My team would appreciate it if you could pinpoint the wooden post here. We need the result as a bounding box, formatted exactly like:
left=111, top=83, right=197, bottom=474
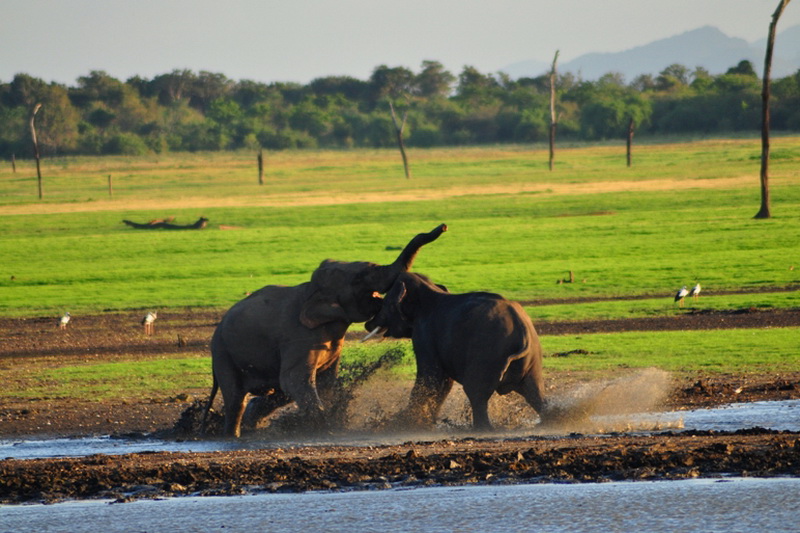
left=30, top=103, right=43, bottom=200
left=108, top=175, right=113, bottom=198
left=389, top=99, right=411, bottom=179
left=626, top=117, right=635, bottom=167
left=755, top=0, right=791, bottom=219
left=257, top=148, right=264, bottom=185
left=549, top=51, right=559, bottom=171
left=11, top=154, right=16, bottom=173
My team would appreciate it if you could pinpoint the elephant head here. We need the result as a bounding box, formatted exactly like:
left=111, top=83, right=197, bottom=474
left=299, top=224, right=447, bottom=329
left=363, top=272, right=447, bottom=340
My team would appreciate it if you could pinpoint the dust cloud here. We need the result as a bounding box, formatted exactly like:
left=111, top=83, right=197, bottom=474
left=178, top=362, right=678, bottom=442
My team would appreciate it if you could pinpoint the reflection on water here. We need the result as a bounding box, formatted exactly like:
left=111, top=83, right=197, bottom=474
left=1, top=400, right=799, bottom=460
left=3, top=478, right=800, bottom=532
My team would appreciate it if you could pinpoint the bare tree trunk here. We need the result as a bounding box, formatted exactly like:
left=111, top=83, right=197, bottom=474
left=257, top=148, right=264, bottom=185
left=626, top=117, right=635, bottom=167
left=755, top=0, right=791, bottom=219
left=549, top=51, right=559, bottom=171
left=389, top=100, right=411, bottom=179
left=11, top=154, right=16, bottom=173
left=108, top=175, right=113, bottom=198
left=30, top=103, right=43, bottom=199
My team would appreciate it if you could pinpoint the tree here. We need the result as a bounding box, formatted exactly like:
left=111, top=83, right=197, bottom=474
left=727, top=60, right=758, bottom=77
left=415, top=60, right=455, bottom=99
left=755, top=0, right=792, bottom=219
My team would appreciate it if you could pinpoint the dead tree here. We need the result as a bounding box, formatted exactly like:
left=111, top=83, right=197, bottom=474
left=549, top=51, right=559, bottom=171
left=389, top=99, right=411, bottom=179
left=755, top=0, right=792, bottom=219
left=626, top=117, right=635, bottom=167
left=30, top=103, right=43, bottom=199
left=257, top=148, right=264, bottom=185
left=122, top=217, right=208, bottom=230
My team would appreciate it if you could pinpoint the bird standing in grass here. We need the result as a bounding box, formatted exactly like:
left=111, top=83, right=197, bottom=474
left=689, top=283, right=701, bottom=301
left=59, top=312, right=71, bottom=330
left=674, top=286, right=689, bottom=307
left=142, top=311, right=157, bottom=335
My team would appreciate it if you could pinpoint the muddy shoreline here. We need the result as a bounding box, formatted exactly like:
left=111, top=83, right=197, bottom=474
left=2, top=429, right=799, bottom=505
left=1, top=308, right=799, bottom=505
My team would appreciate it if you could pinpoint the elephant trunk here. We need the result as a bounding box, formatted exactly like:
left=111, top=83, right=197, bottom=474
left=375, top=223, right=447, bottom=292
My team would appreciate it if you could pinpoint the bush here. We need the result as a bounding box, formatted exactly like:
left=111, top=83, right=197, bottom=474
left=103, top=133, right=151, bottom=155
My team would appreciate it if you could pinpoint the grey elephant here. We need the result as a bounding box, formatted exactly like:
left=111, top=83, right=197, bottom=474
left=202, top=224, right=447, bottom=437
left=363, top=271, right=546, bottom=430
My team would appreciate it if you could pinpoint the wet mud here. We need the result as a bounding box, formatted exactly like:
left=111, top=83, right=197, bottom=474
left=2, top=429, right=799, bottom=504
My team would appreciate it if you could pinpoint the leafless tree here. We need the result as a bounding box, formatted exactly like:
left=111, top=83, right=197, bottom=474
left=626, top=117, right=635, bottom=167
left=30, top=103, right=43, bottom=199
left=389, top=99, right=411, bottom=179
left=755, top=0, right=792, bottom=219
left=549, top=51, right=559, bottom=171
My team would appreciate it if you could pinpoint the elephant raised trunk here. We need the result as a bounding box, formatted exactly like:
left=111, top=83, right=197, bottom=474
left=374, top=223, right=447, bottom=292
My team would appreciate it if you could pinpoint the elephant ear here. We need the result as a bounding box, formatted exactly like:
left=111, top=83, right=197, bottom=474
left=299, top=290, right=348, bottom=329
left=388, top=281, right=410, bottom=318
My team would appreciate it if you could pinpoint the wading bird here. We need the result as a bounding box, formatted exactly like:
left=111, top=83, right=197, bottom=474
left=142, top=311, right=157, bottom=335
left=674, top=286, right=689, bottom=307
left=689, top=283, right=701, bottom=301
left=59, top=312, right=71, bottom=330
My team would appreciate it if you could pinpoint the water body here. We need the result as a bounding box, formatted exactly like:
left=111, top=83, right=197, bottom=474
left=2, top=400, right=799, bottom=460
left=3, top=478, right=799, bottom=532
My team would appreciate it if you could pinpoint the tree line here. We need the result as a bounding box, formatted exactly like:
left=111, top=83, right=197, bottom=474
left=2, top=59, right=799, bottom=158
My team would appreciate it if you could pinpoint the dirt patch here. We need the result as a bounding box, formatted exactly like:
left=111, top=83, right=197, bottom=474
left=1, top=305, right=799, bottom=504
left=0, top=175, right=761, bottom=216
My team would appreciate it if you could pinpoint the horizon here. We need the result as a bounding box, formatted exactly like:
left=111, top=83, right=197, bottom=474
left=2, top=1, right=800, bottom=86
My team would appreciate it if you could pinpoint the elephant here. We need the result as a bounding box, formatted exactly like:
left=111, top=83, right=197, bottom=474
left=363, top=271, right=547, bottom=430
left=202, top=224, right=447, bottom=437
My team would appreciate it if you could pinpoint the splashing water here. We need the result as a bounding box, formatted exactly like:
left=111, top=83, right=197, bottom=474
left=539, top=368, right=679, bottom=433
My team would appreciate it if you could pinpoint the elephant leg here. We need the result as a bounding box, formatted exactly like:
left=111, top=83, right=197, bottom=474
left=279, top=348, right=329, bottom=426
left=221, top=387, right=247, bottom=438
left=405, top=373, right=453, bottom=427
left=464, top=385, right=494, bottom=431
left=518, top=373, right=547, bottom=417
left=315, top=358, right=341, bottom=408
left=211, top=346, right=249, bottom=438
left=241, top=390, right=292, bottom=429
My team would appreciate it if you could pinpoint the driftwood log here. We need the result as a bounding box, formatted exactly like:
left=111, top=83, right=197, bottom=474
left=122, top=217, right=208, bottom=230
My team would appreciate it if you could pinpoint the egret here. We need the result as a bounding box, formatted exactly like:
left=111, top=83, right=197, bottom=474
left=142, top=311, right=157, bottom=335
left=674, top=286, right=689, bottom=307
left=59, top=312, right=71, bottom=330
left=689, top=283, right=701, bottom=300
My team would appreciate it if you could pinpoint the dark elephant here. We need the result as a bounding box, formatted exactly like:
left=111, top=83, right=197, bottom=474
left=203, top=224, right=447, bottom=437
left=363, top=271, right=546, bottom=430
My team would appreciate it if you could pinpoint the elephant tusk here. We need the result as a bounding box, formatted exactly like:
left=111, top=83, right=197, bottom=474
left=362, top=326, right=386, bottom=342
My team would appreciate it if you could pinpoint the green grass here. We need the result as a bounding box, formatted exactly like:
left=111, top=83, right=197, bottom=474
left=1, top=138, right=799, bottom=401
left=541, top=327, right=800, bottom=375
left=4, top=327, right=797, bottom=402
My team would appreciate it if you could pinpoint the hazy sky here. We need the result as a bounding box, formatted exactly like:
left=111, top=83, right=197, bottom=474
left=3, top=0, right=799, bottom=85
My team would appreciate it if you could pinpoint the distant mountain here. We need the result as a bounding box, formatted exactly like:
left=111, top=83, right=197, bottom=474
left=502, top=25, right=800, bottom=81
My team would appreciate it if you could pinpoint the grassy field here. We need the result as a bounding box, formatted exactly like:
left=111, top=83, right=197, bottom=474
left=1, top=137, right=799, bottom=400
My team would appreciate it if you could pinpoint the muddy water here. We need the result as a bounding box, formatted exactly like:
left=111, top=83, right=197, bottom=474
left=3, top=478, right=799, bottom=532
left=1, top=399, right=798, bottom=460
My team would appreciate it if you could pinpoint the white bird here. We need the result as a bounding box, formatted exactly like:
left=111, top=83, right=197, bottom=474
left=142, top=311, right=157, bottom=335
left=59, top=312, right=71, bottom=330
left=689, top=283, right=701, bottom=300
left=674, top=286, right=689, bottom=307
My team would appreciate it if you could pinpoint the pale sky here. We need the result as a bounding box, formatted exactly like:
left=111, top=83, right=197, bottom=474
left=2, top=0, right=799, bottom=85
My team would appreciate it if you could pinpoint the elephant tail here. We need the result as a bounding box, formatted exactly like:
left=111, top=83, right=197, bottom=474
left=199, top=375, right=219, bottom=436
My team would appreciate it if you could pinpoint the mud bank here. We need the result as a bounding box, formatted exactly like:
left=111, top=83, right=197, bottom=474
left=2, top=428, right=799, bottom=504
